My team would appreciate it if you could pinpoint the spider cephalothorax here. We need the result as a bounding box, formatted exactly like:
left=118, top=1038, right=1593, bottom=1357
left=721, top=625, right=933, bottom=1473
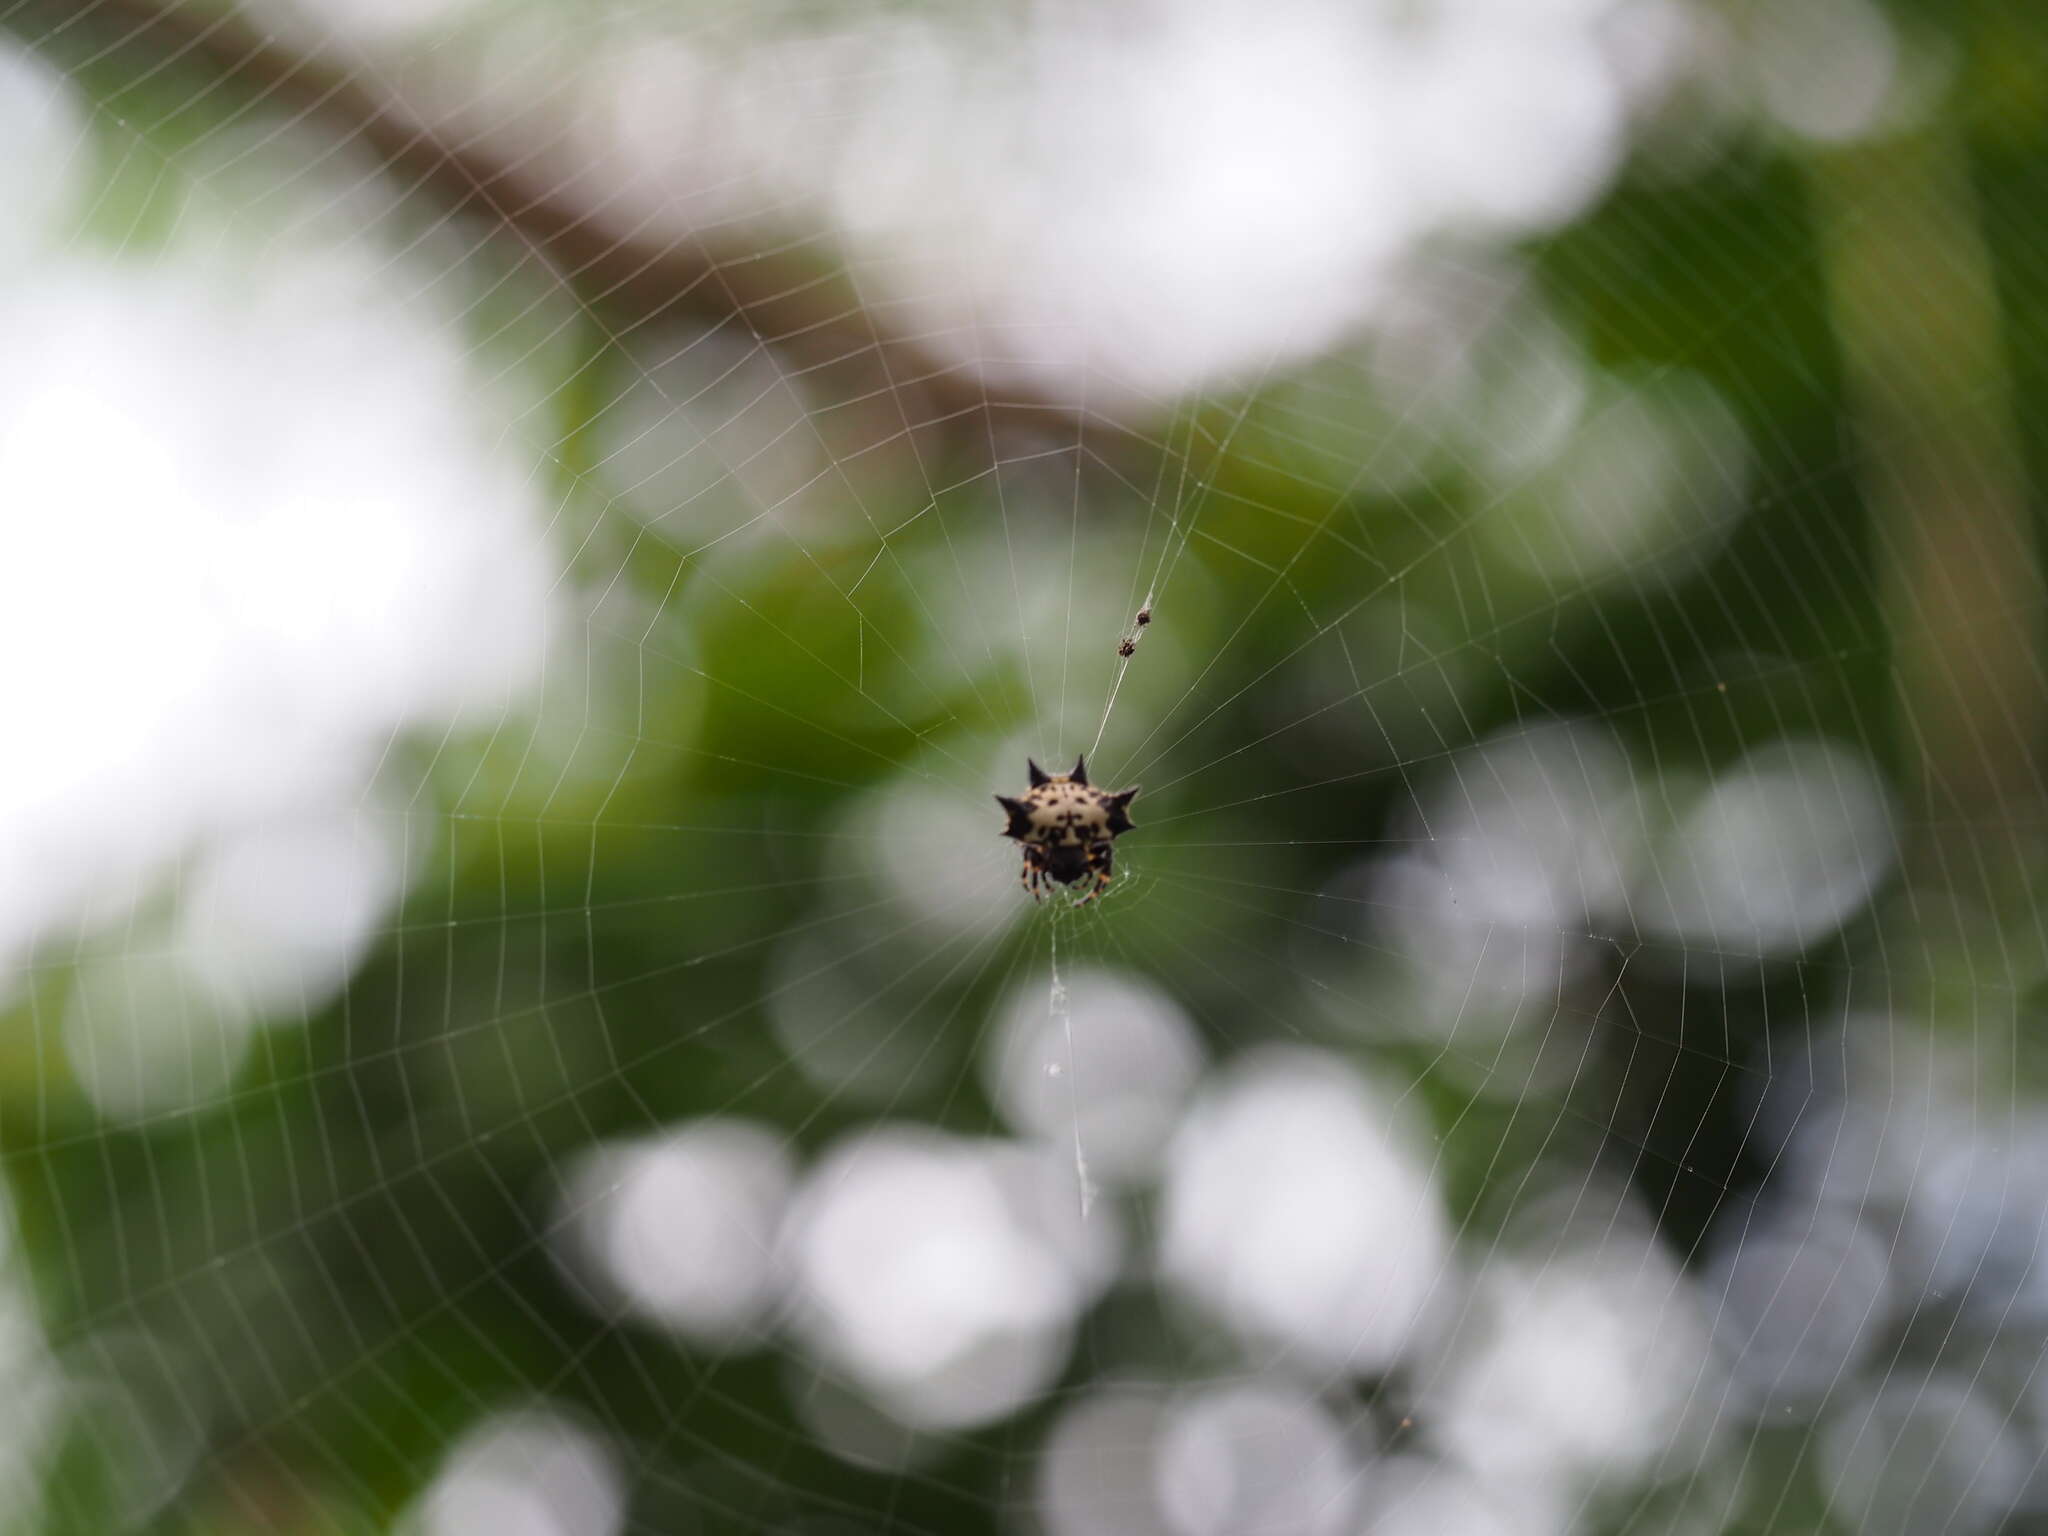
left=995, top=756, right=1139, bottom=902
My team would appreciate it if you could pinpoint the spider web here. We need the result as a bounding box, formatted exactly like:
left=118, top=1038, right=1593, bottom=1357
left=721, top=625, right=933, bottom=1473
left=1, top=2, right=2044, bottom=1535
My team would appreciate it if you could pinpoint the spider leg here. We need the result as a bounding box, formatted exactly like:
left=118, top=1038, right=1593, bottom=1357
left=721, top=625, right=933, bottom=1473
left=1020, top=847, right=1048, bottom=902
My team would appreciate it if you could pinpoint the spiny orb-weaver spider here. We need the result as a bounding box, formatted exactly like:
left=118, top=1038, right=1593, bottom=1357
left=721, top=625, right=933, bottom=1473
left=995, top=756, right=1140, bottom=902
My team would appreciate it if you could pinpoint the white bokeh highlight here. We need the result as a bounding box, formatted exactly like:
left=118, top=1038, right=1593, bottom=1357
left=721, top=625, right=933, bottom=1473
left=1038, top=1389, right=1179, bottom=1536
left=1154, top=1383, right=1357, bottom=1536
left=1363, top=720, right=1635, bottom=1062
left=1493, top=370, right=1749, bottom=587
left=1636, top=739, right=1897, bottom=958
left=1748, top=0, right=1900, bottom=145
left=174, top=806, right=409, bottom=1020
left=259, top=0, right=1703, bottom=410
left=1160, top=1046, right=1449, bottom=1374
left=985, top=965, right=1205, bottom=1186
left=594, top=328, right=831, bottom=551
left=843, top=771, right=1017, bottom=942
left=0, top=1192, right=65, bottom=1534
left=1818, top=1377, right=2029, bottom=1536
left=1352, top=1457, right=1538, bottom=1536
left=1702, top=1209, right=1893, bottom=1417
left=406, top=1408, right=624, bottom=1536
left=0, top=43, right=83, bottom=270
left=1424, top=1227, right=1716, bottom=1509
left=1894, top=1123, right=2048, bottom=1333
left=1036, top=1382, right=1360, bottom=1536
left=556, top=1119, right=795, bottom=1348
left=62, top=942, right=260, bottom=1122
left=781, top=1126, right=1118, bottom=1433
left=0, top=50, right=553, bottom=1104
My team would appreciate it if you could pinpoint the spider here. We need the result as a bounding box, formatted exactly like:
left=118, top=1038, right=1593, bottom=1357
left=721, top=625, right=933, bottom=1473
left=1135, top=606, right=1152, bottom=627
left=995, top=756, right=1139, bottom=902
left=1117, top=638, right=1136, bottom=658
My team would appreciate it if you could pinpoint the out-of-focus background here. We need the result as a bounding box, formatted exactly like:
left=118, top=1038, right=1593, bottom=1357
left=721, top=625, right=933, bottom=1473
left=2, top=0, right=2046, bottom=1532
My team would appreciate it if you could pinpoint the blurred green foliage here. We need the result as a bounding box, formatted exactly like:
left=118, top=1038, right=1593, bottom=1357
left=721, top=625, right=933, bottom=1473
left=7, top=1, right=2048, bottom=1533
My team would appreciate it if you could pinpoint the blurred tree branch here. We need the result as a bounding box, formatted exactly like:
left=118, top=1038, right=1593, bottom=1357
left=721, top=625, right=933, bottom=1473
left=1812, top=126, right=2046, bottom=913
left=39, top=0, right=1093, bottom=466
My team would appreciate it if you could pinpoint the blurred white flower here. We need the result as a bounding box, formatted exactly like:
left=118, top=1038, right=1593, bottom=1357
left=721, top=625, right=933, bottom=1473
left=841, top=770, right=1018, bottom=943
left=1702, top=1209, right=1893, bottom=1418
left=1634, top=739, right=1896, bottom=958
left=0, top=139, right=553, bottom=1072
left=1491, top=371, right=1748, bottom=588
left=985, top=965, right=1205, bottom=1186
left=1036, top=1381, right=1360, bottom=1536
left=747, top=0, right=1659, bottom=405
left=1424, top=1230, right=1715, bottom=1506
left=62, top=941, right=260, bottom=1121
left=293, top=0, right=491, bottom=47
left=1039, top=1388, right=1180, bottom=1536
left=1352, top=1456, right=1544, bottom=1536
left=56, top=1330, right=206, bottom=1531
left=1767, top=1024, right=1974, bottom=1221
left=1893, top=1124, right=2048, bottom=1332
left=594, top=327, right=829, bottom=550
left=1154, top=1383, right=1358, bottom=1536
left=0, top=1192, right=64, bottom=1535
left=782, top=1126, right=1118, bottom=1432
left=1160, top=1046, right=1450, bottom=1374
left=1748, top=0, right=1900, bottom=145
left=406, top=1408, right=623, bottom=1536
left=1393, top=9, right=1627, bottom=234
left=264, top=0, right=1705, bottom=410
left=174, top=805, right=408, bottom=1019
left=853, top=0, right=1415, bottom=404
left=1720, top=1013, right=2048, bottom=1531
left=1818, top=1377, right=2028, bottom=1536
left=555, top=1119, right=795, bottom=1348
left=1360, top=720, right=1636, bottom=1071
left=1741, top=1017, right=2048, bottom=1342
left=767, top=917, right=967, bottom=1105
left=0, top=43, right=82, bottom=270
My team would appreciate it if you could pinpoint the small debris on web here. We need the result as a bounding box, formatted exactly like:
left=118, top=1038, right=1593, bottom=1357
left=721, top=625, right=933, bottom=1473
left=1049, top=932, right=1096, bottom=1220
